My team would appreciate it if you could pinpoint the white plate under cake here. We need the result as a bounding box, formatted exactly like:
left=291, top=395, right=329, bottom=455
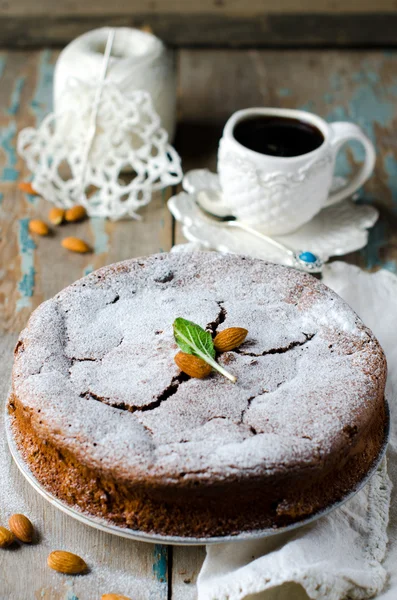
left=8, top=252, right=387, bottom=537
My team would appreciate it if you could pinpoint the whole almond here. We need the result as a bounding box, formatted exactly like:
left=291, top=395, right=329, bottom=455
left=61, top=237, right=91, bottom=254
left=47, top=550, right=87, bottom=574
left=18, top=181, right=39, bottom=195
left=101, top=595, right=132, bottom=600
left=214, top=327, right=248, bottom=352
left=29, top=219, right=49, bottom=236
left=0, top=527, right=15, bottom=548
left=8, top=514, right=34, bottom=543
left=65, top=205, right=87, bottom=222
left=174, top=351, right=212, bottom=379
left=48, top=207, right=65, bottom=225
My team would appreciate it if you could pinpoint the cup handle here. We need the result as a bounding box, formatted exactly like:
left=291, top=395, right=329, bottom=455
left=325, top=122, right=376, bottom=206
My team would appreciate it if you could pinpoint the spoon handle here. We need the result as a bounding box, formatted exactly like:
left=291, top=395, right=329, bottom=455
left=227, top=220, right=294, bottom=256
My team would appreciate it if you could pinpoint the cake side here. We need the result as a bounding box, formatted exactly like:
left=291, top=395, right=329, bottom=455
left=8, top=393, right=387, bottom=536
left=9, top=252, right=388, bottom=536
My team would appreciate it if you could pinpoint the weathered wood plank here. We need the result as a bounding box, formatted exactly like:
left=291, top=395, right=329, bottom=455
left=4, top=1, right=397, bottom=16
left=174, top=49, right=397, bottom=272
left=1, top=7, right=397, bottom=48
left=0, top=49, right=172, bottom=599
left=3, top=45, right=397, bottom=599
left=0, top=50, right=57, bottom=332
left=172, top=546, right=206, bottom=599
left=0, top=50, right=173, bottom=333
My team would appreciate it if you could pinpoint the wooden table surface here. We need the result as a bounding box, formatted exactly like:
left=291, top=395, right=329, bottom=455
left=0, top=48, right=396, bottom=599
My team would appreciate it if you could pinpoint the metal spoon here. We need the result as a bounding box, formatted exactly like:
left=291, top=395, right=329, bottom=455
left=195, top=190, right=324, bottom=273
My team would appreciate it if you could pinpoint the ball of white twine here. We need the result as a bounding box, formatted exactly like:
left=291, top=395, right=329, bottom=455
left=17, top=28, right=183, bottom=220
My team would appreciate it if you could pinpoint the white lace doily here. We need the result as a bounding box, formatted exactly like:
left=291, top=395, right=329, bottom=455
left=18, top=79, right=182, bottom=220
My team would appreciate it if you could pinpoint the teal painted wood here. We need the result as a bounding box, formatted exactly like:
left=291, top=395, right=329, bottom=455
left=16, top=217, right=36, bottom=311
left=152, top=544, right=169, bottom=599
left=153, top=544, right=168, bottom=583
left=0, top=51, right=55, bottom=182
left=8, top=75, right=26, bottom=116
left=297, top=58, right=396, bottom=179
left=0, top=54, right=18, bottom=182
left=0, top=121, right=18, bottom=182
left=2, top=46, right=397, bottom=598
left=176, top=49, right=397, bottom=275
left=297, top=52, right=397, bottom=272
left=0, top=48, right=174, bottom=600
left=0, top=51, right=56, bottom=314
left=83, top=264, right=94, bottom=275
left=30, top=49, right=55, bottom=124
left=90, top=217, right=110, bottom=255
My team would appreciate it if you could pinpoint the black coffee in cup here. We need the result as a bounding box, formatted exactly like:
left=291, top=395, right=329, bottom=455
left=233, top=115, right=324, bottom=158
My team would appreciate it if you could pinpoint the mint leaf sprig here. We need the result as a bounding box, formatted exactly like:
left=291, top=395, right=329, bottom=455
left=173, top=317, right=237, bottom=383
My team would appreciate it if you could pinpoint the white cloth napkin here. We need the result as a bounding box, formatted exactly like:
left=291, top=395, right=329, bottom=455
left=186, top=257, right=397, bottom=600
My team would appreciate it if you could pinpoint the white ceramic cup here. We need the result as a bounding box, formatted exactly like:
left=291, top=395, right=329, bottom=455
left=217, top=108, right=376, bottom=236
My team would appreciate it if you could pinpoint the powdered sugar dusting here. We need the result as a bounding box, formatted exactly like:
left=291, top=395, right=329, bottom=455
left=12, top=252, right=386, bottom=482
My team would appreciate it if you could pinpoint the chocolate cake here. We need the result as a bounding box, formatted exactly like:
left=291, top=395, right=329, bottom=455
left=8, top=252, right=387, bottom=537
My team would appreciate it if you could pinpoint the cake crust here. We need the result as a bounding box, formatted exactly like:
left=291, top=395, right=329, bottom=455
left=9, top=252, right=388, bottom=536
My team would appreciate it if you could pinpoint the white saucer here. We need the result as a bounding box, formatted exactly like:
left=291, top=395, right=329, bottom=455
left=169, top=169, right=379, bottom=267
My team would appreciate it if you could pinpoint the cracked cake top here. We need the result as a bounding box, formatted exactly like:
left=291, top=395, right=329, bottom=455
left=12, top=252, right=386, bottom=485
